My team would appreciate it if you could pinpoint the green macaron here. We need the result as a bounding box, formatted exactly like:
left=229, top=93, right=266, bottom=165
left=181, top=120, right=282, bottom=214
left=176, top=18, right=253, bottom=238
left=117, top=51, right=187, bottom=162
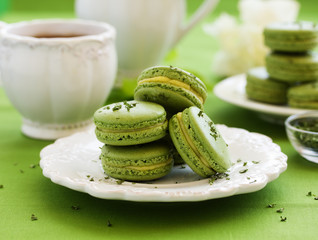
left=246, top=67, right=289, bottom=104
left=169, top=106, right=231, bottom=178
left=288, top=82, right=318, bottom=109
left=266, top=51, right=318, bottom=83
left=94, top=100, right=168, bottom=146
left=134, top=66, right=207, bottom=114
left=264, top=21, right=318, bottom=52
left=100, top=140, right=174, bottom=181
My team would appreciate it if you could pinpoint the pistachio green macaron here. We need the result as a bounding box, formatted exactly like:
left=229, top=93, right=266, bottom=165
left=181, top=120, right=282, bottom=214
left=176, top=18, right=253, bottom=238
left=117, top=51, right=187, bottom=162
left=134, top=66, right=207, bottom=114
left=169, top=106, right=231, bottom=178
left=246, top=67, right=289, bottom=104
left=266, top=51, right=318, bottom=83
left=264, top=21, right=318, bottom=52
left=288, top=82, right=318, bottom=109
left=100, top=140, right=174, bottom=181
left=94, top=100, right=168, bottom=146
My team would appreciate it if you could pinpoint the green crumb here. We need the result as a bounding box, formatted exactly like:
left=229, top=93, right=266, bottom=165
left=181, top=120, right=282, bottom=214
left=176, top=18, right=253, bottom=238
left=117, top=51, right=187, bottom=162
left=31, top=214, right=38, bottom=221
left=107, top=220, right=112, bottom=227
left=252, top=161, right=260, bottom=164
left=104, top=176, right=110, bottom=180
left=71, top=206, right=80, bottom=210
left=20, top=169, right=24, bottom=174
left=280, top=216, right=287, bottom=222
left=29, top=164, right=36, bottom=169
left=0, top=185, right=3, bottom=189
left=307, top=191, right=313, bottom=196
left=239, top=169, right=248, bottom=174
left=276, top=208, right=284, bottom=213
left=237, top=159, right=242, bottom=163
left=123, top=101, right=136, bottom=112
left=106, top=106, right=110, bottom=110
left=266, top=204, right=276, bottom=208
left=209, top=172, right=229, bottom=185
left=314, top=197, right=318, bottom=200
left=89, top=177, right=94, bottom=182
left=116, top=180, right=124, bottom=185
left=112, top=104, right=122, bottom=111
left=243, top=162, right=247, bottom=166
left=198, top=111, right=203, bottom=117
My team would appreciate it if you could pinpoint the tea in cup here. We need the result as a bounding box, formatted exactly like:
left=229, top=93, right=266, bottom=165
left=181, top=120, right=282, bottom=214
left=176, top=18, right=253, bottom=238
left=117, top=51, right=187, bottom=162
left=0, top=19, right=117, bottom=140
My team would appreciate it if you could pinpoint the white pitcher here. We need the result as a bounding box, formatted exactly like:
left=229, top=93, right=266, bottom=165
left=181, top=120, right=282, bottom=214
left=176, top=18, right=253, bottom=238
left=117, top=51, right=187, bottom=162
left=75, top=0, right=218, bottom=81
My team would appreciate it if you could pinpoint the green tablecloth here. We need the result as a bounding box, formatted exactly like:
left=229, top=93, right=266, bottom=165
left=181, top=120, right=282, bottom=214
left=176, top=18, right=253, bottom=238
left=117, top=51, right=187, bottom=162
left=1, top=6, right=318, bottom=240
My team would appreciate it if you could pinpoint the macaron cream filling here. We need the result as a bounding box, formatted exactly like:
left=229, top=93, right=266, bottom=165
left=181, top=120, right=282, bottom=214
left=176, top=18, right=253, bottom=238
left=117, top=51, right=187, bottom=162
left=138, top=76, right=204, bottom=104
left=176, top=112, right=212, bottom=170
left=96, top=120, right=168, bottom=133
left=107, top=158, right=173, bottom=171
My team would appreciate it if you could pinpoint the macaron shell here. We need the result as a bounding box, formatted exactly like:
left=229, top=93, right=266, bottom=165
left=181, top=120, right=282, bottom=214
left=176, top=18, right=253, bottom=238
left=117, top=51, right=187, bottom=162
left=246, top=67, right=288, bottom=104
left=100, top=141, right=173, bottom=181
left=264, top=21, right=318, bottom=52
left=134, top=83, right=204, bottom=113
left=185, top=107, right=231, bottom=173
left=266, top=52, right=318, bottom=82
left=137, top=66, right=207, bottom=100
left=288, top=82, right=318, bottom=109
left=169, top=115, right=215, bottom=177
left=94, top=100, right=168, bottom=145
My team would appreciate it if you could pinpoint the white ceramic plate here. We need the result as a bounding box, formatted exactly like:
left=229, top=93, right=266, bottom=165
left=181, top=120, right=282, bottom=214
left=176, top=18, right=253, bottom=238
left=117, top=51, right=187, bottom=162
left=40, top=125, right=287, bottom=202
left=214, top=74, right=307, bottom=121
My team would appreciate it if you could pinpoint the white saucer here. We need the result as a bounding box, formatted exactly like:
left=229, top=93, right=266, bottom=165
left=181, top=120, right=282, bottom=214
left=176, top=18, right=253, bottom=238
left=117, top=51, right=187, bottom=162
left=214, top=74, right=307, bottom=123
left=40, top=125, right=287, bottom=202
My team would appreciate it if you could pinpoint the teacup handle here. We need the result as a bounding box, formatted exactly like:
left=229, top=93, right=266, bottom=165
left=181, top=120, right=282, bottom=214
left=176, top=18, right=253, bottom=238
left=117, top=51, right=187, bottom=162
left=174, top=0, right=219, bottom=46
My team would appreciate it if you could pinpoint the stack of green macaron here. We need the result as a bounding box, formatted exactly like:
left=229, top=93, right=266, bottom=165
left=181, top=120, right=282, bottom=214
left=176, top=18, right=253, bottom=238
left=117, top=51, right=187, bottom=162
left=94, top=66, right=232, bottom=182
left=246, top=21, right=318, bottom=108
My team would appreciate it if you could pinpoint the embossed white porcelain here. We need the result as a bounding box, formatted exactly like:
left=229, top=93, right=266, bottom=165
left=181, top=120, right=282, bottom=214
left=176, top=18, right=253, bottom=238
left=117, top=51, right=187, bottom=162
left=40, top=125, right=287, bottom=202
left=75, top=0, right=218, bottom=82
left=0, top=19, right=117, bottom=140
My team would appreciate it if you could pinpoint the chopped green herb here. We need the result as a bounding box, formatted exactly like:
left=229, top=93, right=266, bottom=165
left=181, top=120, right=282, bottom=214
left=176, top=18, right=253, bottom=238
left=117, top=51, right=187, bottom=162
left=266, top=204, right=276, bottom=208
left=209, top=172, right=229, bottom=185
left=226, top=177, right=230, bottom=180
left=107, top=220, right=112, bottom=227
left=104, top=176, right=110, bottom=180
left=239, top=169, right=248, bottom=174
left=31, top=214, right=38, bottom=221
left=116, top=180, right=124, bottom=185
left=237, top=159, right=242, bottom=163
left=123, top=101, right=136, bottom=112
left=246, top=177, right=251, bottom=180
left=249, top=180, right=257, bottom=184
left=243, top=162, right=247, bottom=166
left=307, top=191, right=313, bottom=196
left=0, top=185, right=3, bottom=189
left=276, top=208, right=284, bottom=213
left=106, top=106, right=110, bottom=110
left=112, top=104, right=122, bottom=111
left=280, top=216, right=287, bottom=222
left=71, top=206, right=80, bottom=210
left=198, top=111, right=203, bottom=117
left=252, top=161, right=259, bottom=164
left=20, top=169, right=24, bottom=174
left=180, top=165, right=186, bottom=169
left=86, top=175, right=91, bottom=178
left=89, top=177, right=94, bottom=182
left=29, top=164, right=36, bottom=169
left=314, top=197, right=318, bottom=200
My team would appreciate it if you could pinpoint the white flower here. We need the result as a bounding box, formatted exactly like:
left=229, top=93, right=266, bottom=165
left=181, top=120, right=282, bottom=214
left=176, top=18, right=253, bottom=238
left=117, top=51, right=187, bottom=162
left=204, top=0, right=300, bottom=76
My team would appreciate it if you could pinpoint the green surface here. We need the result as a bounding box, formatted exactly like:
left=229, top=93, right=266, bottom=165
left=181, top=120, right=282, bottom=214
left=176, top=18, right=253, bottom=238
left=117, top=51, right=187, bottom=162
left=1, top=1, right=318, bottom=239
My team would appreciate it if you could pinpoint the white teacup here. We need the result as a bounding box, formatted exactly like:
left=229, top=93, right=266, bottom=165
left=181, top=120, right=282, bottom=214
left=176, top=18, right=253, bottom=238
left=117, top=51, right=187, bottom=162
left=0, top=19, right=117, bottom=140
left=76, top=0, right=218, bottom=82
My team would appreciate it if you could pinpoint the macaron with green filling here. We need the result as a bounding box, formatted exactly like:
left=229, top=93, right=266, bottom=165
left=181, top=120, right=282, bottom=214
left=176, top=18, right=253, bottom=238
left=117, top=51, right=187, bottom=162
left=246, top=66, right=289, bottom=104
left=100, top=140, right=174, bottom=181
left=264, top=21, right=318, bottom=52
left=288, top=82, right=318, bottom=109
left=94, top=100, right=168, bottom=146
left=266, top=51, right=318, bottom=83
left=169, top=106, right=231, bottom=178
left=134, top=66, right=207, bottom=114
